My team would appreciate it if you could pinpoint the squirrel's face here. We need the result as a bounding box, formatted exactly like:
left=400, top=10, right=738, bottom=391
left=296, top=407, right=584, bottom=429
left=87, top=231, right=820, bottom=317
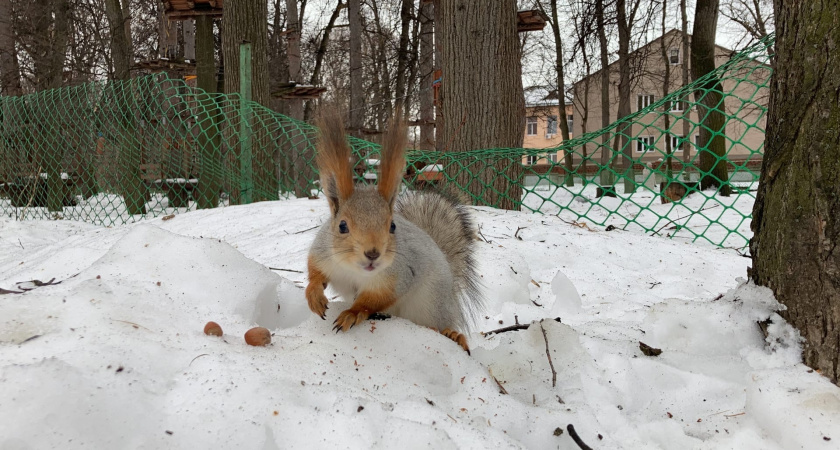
left=330, top=187, right=397, bottom=274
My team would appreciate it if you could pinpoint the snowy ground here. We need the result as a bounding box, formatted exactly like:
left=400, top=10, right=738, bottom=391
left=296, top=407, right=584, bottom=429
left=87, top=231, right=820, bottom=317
left=1, top=198, right=838, bottom=449
left=521, top=179, right=756, bottom=250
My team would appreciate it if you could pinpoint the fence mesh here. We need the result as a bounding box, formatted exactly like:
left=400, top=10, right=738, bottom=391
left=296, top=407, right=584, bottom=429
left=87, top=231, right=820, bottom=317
left=0, top=36, right=773, bottom=249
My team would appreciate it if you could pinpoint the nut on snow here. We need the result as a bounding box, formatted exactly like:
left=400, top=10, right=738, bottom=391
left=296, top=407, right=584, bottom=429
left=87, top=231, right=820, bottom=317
left=203, top=321, right=223, bottom=336
left=245, top=327, right=271, bottom=346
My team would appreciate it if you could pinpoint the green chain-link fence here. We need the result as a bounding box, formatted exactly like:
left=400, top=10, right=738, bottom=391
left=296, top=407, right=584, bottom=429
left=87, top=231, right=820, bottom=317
left=0, top=36, right=772, bottom=249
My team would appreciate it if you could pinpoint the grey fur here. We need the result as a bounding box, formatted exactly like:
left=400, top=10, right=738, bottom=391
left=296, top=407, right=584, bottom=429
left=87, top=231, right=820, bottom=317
left=308, top=186, right=484, bottom=332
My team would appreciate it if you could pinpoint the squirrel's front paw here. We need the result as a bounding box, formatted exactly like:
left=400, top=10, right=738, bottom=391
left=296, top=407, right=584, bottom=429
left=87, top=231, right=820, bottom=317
left=305, top=287, right=329, bottom=319
left=333, top=308, right=371, bottom=333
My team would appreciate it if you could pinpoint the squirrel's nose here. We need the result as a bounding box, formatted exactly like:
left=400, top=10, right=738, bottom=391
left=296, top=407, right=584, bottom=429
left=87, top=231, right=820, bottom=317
left=364, top=249, right=380, bottom=261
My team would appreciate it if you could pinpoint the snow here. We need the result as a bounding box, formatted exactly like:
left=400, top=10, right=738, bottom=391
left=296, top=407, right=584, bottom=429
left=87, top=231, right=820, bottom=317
left=1, top=198, right=838, bottom=449
left=521, top=178, right=756, bottom=249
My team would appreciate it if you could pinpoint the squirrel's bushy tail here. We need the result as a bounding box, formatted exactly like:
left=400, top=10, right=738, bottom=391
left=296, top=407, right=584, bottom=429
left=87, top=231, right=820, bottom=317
left=395, top=192, right=483, bottom=328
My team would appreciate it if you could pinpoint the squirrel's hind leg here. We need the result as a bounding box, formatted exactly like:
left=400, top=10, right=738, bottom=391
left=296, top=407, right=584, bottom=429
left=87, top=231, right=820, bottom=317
left=440, top=328, right=470, bottom=355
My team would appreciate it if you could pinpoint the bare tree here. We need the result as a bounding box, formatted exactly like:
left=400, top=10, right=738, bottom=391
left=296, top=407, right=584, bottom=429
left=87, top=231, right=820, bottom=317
left=347, top=0, right=364, bottom=137
left=285, top=0, right=303, bottom=120
left=659, top=0, right=673, bottom=177
left=721, top=0, right=773, bottom=51
left=595, top=0, right=614, bottom=188
left=303, top=0, right=346, bottom=121
left=417, top=0, right=434, bottom=151
left=0, top=0, right=22, bottom=96
left=691, top=0, right=731, bottom=196
left=536, top=0, right=574, bottom=186
left=680, top=0, right=690, bottom=177
left=104, top=0, right=131, bottom=81
left=393, top=0, right=412, bottom=116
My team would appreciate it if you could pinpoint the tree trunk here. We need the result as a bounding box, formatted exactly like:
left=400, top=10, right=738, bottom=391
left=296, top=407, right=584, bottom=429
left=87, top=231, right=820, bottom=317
left=371, top=2, right=392, bottom=129
left=691, top=0, right=732, bottom=196
left=750, top=0, right=840, bottom=386
left=433, top=0, right=444, bottom=151
left=394, top=0, right=412, bottom=113
left=104, top=0, right=131, bottom=81
left=285, top=0, right=309, bottom=197
left=46, top=0, right=69, bottom=212
left=285, top=0, right=303, bottom=120
left=546, top=0, right=574, bottom=187
left=403, top=11, right=421, bottom=119
left=104, top=0, right=144, bottom=215
left=616, top=0, right=635, bottom=194
left=418, top=0, right=435, bottom=151
left=222, top=0, right=276, bottom=202
left=680, top=0, right=691, bottom=180
left=195, top=16, right=221, bottom=209
left=0, top=0, right=21, bottom=96
left=660, top=0, right=673, bottom=179
left=348, top=0, right=364, bottom=138
left=596, top=0, right=614, bottom=188
left=439, top=0, right=523, bottom=210
left=303, top=0, right=345, bottom=122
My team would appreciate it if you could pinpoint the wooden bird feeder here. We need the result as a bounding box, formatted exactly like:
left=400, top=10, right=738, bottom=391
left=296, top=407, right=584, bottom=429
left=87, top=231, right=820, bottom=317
left=517, top=10, right=548, bottom=33
left=163, top=0, right=224, bottom=21
left=271, top=82, right=327, bottom=100
left=134, top=58, right=196, bottom=75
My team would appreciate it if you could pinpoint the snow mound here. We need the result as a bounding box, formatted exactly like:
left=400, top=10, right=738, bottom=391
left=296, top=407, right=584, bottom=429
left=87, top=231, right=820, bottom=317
left=1, top=200, right=839, bottom=449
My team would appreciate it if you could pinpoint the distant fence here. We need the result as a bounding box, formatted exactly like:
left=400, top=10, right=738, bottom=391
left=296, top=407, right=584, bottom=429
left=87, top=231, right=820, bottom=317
left=0, top=37, right=773, bottom=249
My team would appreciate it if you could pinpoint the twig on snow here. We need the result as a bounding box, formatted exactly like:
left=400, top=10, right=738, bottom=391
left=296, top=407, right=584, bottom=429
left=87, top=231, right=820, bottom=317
left=539, top=320, right=557, bottom=388
left=487, top=368, right=508, bottom=395
left=189, top=353, right=210, bottom=366
left=482, top=323, right=531, bottom=336
left=269, top=267, right=304, bottom=274
left=651, top=204, right=721, bottom=237
left=477, top=224, right=491, bottom=244
left=482, top=317, right=561, bottom=336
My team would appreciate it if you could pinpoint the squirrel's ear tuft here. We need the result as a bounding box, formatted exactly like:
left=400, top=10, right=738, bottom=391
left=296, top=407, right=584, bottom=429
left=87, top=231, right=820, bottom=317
left=377, top=111, right=407, bottom=206
left=315, top=109, right=355, bottom=214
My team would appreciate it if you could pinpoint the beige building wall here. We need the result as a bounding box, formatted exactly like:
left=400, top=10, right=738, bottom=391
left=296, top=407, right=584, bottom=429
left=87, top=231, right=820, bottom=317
left=570, top=30, right=768, bottom=169
left=521, top=104, right=574, bottom=165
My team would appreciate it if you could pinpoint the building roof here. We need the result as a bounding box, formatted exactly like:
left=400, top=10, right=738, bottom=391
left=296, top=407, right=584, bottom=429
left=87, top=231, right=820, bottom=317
left=524, top=86, right=572, bottom=108
left=570, top=29, right=762, bottom=88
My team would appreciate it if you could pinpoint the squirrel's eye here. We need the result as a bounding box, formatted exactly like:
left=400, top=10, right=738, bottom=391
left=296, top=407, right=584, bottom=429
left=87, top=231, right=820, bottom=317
left=339, top=220, right=349, bottom=234
left=390, top=221, right=396, bottom=234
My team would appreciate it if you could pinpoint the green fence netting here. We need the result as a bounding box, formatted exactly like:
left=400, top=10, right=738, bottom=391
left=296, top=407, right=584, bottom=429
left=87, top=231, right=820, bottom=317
left=0, top=36, right=773, bottom=249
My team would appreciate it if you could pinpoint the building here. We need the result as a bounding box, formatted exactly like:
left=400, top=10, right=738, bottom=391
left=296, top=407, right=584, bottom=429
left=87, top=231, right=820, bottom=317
left=569, top=29, right=768, bottom=171
left=521, top=87, right=574, bottom=165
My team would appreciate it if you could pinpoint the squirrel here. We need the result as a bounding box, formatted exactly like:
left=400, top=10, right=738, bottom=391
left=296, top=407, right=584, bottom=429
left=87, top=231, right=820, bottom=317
left=305, top=112, right=483, bottom=354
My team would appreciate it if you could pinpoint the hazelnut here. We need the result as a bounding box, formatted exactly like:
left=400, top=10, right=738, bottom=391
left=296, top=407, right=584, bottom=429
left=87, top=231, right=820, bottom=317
left=245, top=327, right=271, bottom=346
left=203, top=321, right=223, bottom=336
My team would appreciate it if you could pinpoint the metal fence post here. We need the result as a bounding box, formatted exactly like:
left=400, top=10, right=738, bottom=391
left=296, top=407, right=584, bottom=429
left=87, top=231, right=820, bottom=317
left=239, top=41, right=253, bottom=204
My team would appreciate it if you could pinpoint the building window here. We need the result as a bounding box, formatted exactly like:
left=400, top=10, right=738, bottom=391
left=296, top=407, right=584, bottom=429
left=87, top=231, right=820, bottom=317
left=669, top=48, right=680, bottom=65
left=636, top=135, right=655, bottom=153
left=526, top=117, right=538, bottom=136
left=567, top=114, right=574, bottom=133
left=669, top=134, right=685, bottom=152
left=637, top=94, right=655, bottom=111
left=694, top=134, right=702, bottom=150
left=526, top=155, right=538, bottom=165
left=546, top=115, right=558, bottom=136
left=669, top=100, right=685, bottom=112
left=547, top=152, right=558, bottom=163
